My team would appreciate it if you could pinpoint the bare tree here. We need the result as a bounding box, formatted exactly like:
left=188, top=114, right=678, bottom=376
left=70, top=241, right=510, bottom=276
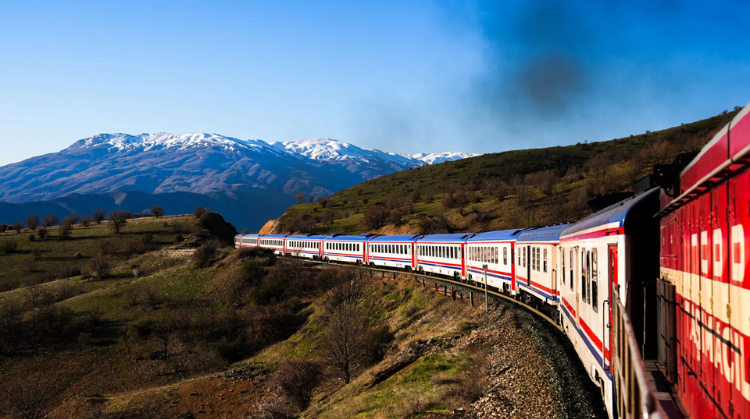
left=42, top=214, right=59, bottom=228
left=80, top=216, right=92, bottom=228
left=150, top=206, right=165, bottom=218
left=92, top=209, right=105, bottom=225
left=295, top=191, right=305, bottom=205
left=0, top=373, right=56, bottom=419
left=107, top=210, right=129, bottom=234
left=25, top=214, right=40, bottom=231
left=307, top=193, right=315, bottom=204
left=0, top=224, right=6, bottom=234
left=319, top=269, right=375, bottom=384
left=90, top=256, right=110, bottom=279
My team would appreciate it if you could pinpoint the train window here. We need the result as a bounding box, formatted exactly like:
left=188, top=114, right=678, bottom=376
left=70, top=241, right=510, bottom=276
left=586, top=250, right=592, bottom=305
left=543, top=249, right=547, bottom=273
left=503, top=248, right=507, bottom=265
left=523, top=247, right=526, bottom=268
left=570, top=249, right=574, bottom=290
left=592, top=249, right=598, bottom=312
left=494, top=247, right=498, bottom=264
left=582, top=251, right=587, bottom=303
left=561, top=248, right=566, bottom=285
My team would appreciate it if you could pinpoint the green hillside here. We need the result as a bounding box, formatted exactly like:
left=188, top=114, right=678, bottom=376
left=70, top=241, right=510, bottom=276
left=276, top=109, right=740, bottom=235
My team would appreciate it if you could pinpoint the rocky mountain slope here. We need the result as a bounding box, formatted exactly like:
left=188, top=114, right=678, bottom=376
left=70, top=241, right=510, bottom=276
left=0, top=133, right=477, bottom=230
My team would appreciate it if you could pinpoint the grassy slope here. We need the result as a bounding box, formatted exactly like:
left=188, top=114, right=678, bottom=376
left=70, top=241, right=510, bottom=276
left=276, top=110, right=739, bottom=234
left=0, top=216, right=492, bottom=419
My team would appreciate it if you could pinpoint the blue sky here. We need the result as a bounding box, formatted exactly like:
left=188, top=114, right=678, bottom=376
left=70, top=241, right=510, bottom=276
left=0, top=0, right=748, bottom=166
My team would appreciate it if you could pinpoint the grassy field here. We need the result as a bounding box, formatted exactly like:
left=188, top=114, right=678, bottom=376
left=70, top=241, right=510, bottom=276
left=275, top=109, right=739, bottom=235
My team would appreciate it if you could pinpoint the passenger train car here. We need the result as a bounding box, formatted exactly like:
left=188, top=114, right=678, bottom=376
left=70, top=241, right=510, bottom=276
left=465, top=229, right=523, bottom=294
left=232, top=100, right=750, bottom=419
left=515, top=224, right=569, bottom=305
left=368, top=235, right=421, bottom=270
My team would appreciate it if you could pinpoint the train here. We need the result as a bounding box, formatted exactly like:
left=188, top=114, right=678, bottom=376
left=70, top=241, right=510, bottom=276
left=235, top=101, right=750, bottom=419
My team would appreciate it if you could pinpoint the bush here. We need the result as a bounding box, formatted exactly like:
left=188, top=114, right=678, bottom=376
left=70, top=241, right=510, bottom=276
left=80, top=216, right=92, bottom=228
left=58, top=221, right=73, bottom=240
left=74, top=252, right=83, bottom=259
left=0, top=224, right=6, bottom=233
left=194, top=206, right=208, bottom=218
left=90, top=256, right=110, bottom=279
left=217, top=336, right=246, bottom=363
left=174, top=234, right=184, bottom=244
left=271, top=359, right=323, bottom=409
left=99, top=238, right=117, bottom=255
left=28, top=234, right=35, bottom=241
left=36, top=228, right=48, bottom=239
left=1, top=239, right=18, bottom=254
left=194, top=242, right=218, bottom=268
left=42, top=213, right=59, bottom=227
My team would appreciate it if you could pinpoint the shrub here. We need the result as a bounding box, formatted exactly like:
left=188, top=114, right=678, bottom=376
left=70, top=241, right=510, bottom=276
left=90, top=256, right=110, bottom=279
left=194, top=242, right=218, bottom=268
left=0, top=224, right=7, bottom=233
left=271, top=359, right=323, bottom=409
left=58, top=221, right=73, bottom=240
left=174, top=234, right=184, bottom=244
left=99, top=238, right=117, bottom=255
left=11, top=222, right=23, bottom=233
left=42, top=213, right=59, bottom=227
left=28, top=234, right=36, bottom=242
left=36, top=228, right=48, bottom=239
left=1, top=239, right=18, bottom=254
left=74, top=252, right=83, bottom=259
left=80, top=216, right=92, bottom=228
left=194, top=206, right=208, bottom=218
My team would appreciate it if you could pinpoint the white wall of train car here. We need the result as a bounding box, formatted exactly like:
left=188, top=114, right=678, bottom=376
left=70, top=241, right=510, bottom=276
left=466, top=230, right=523, bottom=294
left=258, top=235, right=287, bottom=255
left=367, top=236, right=419, bottom=270
left=514, top=225, right=569, bottom=305
left=285, top=236, right=324, bottom=260
left=322, top=236, right=366, bottom=264
left=234, top=235, right=242, bottom=249
left=515, top=241, right=558, bottom=303
left=239, top=234, right=260, bottom=248
left=416, top=234, right=472, bottom=278
left=559, top=226, right=622, bottom=418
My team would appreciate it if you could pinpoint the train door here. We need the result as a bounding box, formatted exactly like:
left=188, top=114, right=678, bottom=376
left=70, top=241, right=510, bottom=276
left=526, top=245, right=531, bottom=286
left=607, top=244, right=618, bottom=371
left=570, top=246, right=583, bottom=325
left=551, top=245, right=557, bottom=302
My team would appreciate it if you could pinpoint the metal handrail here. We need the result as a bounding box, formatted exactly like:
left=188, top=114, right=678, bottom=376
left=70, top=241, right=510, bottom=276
left=612, top=288, right=662, bottom=419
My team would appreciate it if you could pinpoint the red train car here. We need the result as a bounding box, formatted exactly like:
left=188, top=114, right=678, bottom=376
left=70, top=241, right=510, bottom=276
left=658, top=103, right=750, bottom=419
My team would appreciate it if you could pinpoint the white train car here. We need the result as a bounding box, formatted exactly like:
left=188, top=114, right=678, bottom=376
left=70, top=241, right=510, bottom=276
left=284, top=234, right=325, bottom=260
left=558, top=188, right=660, bottom=418
left=367, top=235, right=421, bottom=270
left=515, top=225, right=569, bottom=306
left=258, top=234, right=287, bottom=255
left=465, top=229, right=523, bottom=294
left=235, top=233, right=260, bottom=249
left=415, top=234, right=472, bottom=278
left=322, top=234, right=371, bottom=264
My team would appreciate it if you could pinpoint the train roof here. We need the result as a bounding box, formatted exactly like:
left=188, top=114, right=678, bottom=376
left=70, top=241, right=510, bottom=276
left=369, top=235, right=424, bottom=242
left=417, top=233, right=475, bottom=243
left=323, top=234, right=375, bottom=242
left=286, top=234, right=326, bottom=240
left=258, top=234, right=288, bottom=239
left=467, top=229, right=524, bottom=242
left=561, top=188, right=659, bottom=239
left=517, top=225, right=570, bottom=243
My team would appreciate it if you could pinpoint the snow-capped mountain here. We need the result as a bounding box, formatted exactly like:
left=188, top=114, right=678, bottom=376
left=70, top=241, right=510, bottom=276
left=0, top=133, right=478, bottom=229
left=407, top=152, right=482, bottom=165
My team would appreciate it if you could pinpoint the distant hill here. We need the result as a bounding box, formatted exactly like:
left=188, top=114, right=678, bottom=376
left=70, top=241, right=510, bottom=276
left=274, top=109, right=740, bottom=235
left=0, top=133, right=478, bottom=230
